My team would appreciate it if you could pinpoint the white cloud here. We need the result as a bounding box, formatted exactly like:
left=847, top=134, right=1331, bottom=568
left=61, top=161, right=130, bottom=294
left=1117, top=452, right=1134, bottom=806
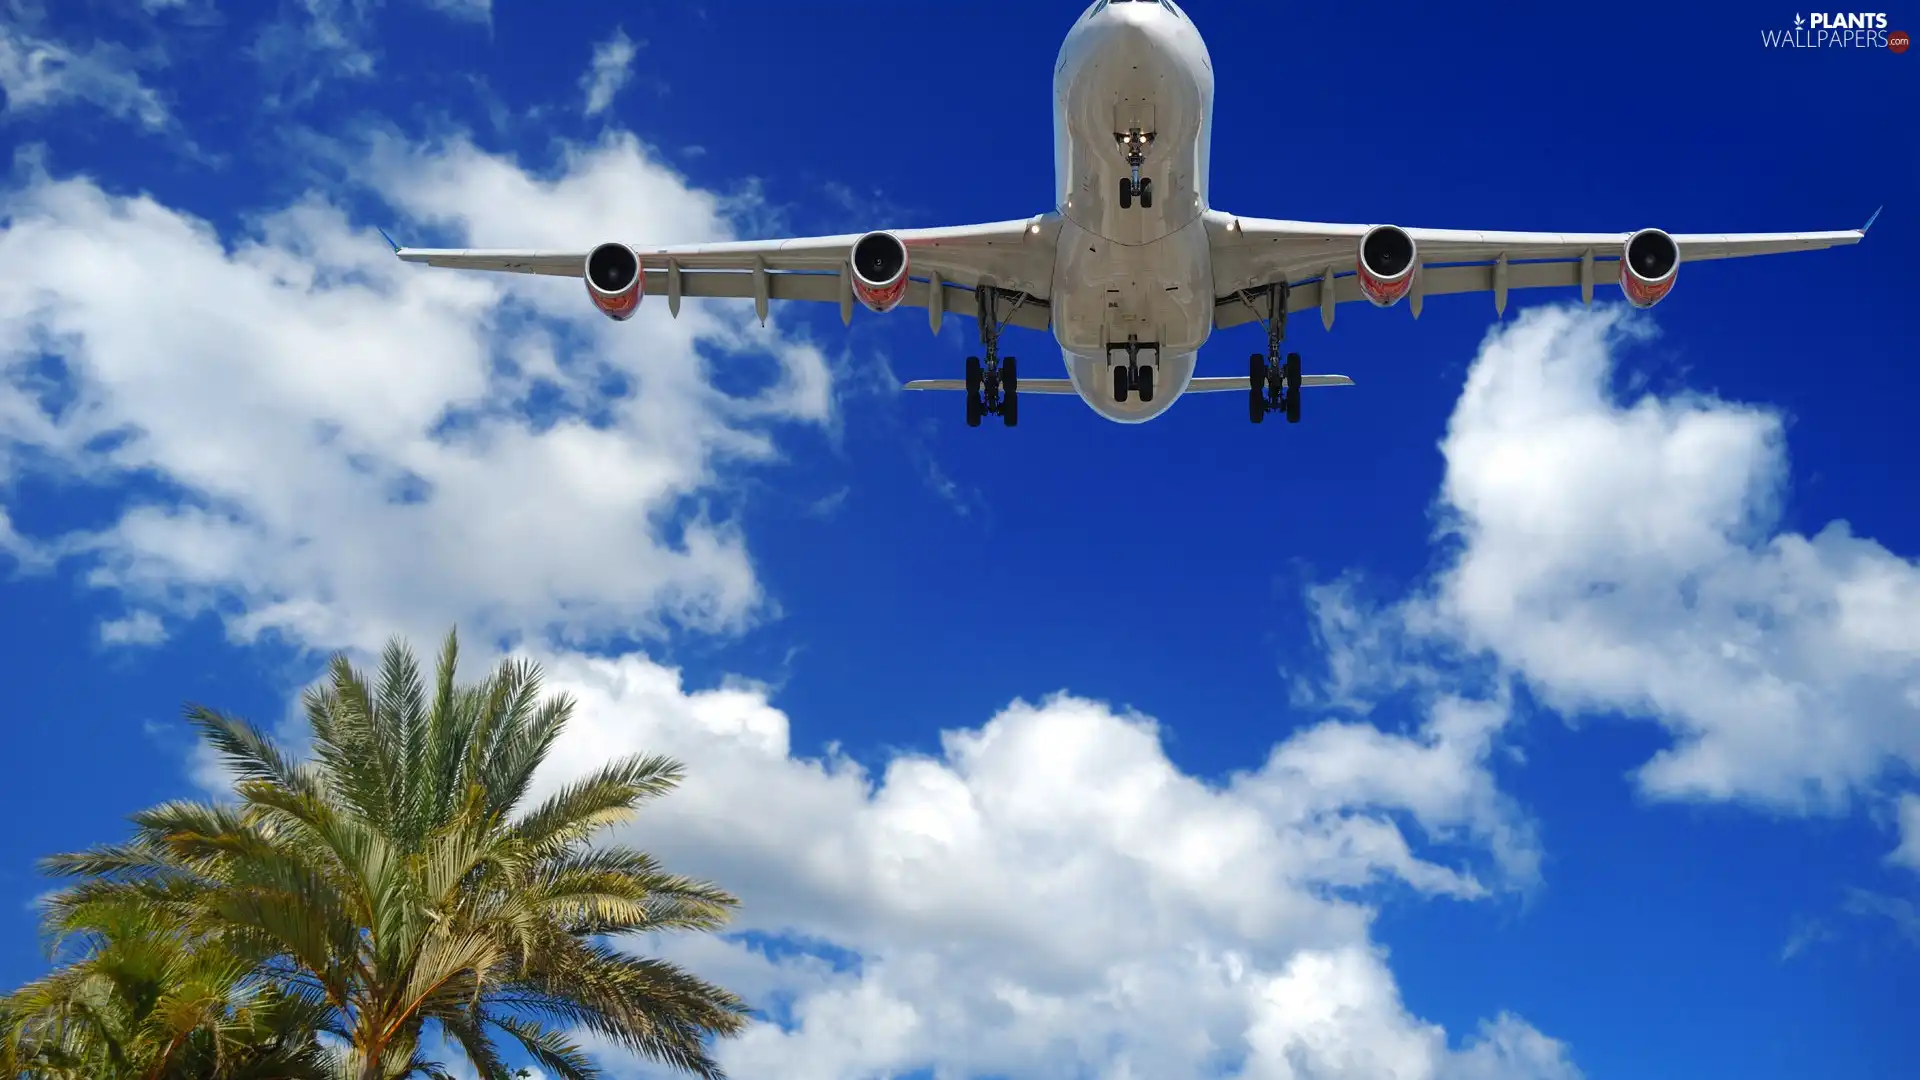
left=1892, top=793, right=1920, bottom=872
left=0, top=68, right=1608, bottom=1080
left=0, top=507, right=46, bottom=571
left=516, top=649, right=1570, bottom=1080
left=99, top=609, right=167, bottom=646
left=417, top=0, right=490, bottom=24
left=1841, top=887, right=1920, bottom=947
left=581, top=27, right=638, bottom=117
left=0, top=23, right=170, bottom=130
left=1325, top=304, right=1920, bottom=815
left=1778, top=916, right=1834, bottom=962
left=251, top=0, right=379, bottom=90
left=0, top=130, right=831, bottom=654
left=251, top=0, right=495, bottom=96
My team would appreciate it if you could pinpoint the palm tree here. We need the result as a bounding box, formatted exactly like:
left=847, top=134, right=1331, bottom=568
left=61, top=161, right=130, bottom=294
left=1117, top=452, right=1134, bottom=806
left=1, top=898, right=336, bottom=1079
left=30, top=630, right=751, bottom=1080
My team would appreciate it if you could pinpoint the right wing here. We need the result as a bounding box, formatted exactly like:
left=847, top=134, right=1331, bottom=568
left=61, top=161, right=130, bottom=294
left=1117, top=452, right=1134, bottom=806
left=388, top=215, right=1064, bottom=331
left=1207, top=208, right=1876, bottom=329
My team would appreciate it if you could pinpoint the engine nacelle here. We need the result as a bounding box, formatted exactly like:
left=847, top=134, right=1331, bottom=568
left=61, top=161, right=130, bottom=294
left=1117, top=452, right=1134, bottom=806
left=850, top=231, right=909, bottom=313
left=585, top=242, right=644, bottom=321
left=1356, top=224, right=1417, bottom=307
left=1619, top=227, right=1679, bottom=308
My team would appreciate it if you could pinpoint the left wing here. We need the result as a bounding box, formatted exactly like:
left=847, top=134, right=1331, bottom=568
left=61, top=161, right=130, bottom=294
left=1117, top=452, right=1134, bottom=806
left=388, top=215, right=1063, bottom=331
left=1207, top=207, right=1877, bottom=330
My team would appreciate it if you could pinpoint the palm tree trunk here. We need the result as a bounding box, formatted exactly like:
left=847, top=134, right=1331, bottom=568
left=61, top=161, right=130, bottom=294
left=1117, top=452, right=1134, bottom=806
left=356, top=1034, right=387, bottom=1080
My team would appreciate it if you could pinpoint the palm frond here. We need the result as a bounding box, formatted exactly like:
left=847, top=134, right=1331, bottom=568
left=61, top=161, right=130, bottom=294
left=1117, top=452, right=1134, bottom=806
left=20, top=631, right=752, bottom=1080
left=512, top=755, right=686, bottom=858
left=486, top=1013, right=602, bottom=1080
left=435, top=1008, right=520, bottom=1080
left=183, top=705, right=314, bottom=796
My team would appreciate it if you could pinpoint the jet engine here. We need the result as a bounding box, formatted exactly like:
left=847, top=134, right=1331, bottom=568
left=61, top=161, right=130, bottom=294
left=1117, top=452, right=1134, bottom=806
left=585, top=242, right=644, bottom=321
left=1356, top=224, right=1418, bottom=307
left=1619, top=227, right=1679, bottom=308
left=850, top=231, right=910, bottom=313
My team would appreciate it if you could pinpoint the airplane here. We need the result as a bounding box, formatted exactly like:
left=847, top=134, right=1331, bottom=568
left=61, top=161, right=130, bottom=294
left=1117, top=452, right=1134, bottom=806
left=387, top=0, right=1876, bottom=428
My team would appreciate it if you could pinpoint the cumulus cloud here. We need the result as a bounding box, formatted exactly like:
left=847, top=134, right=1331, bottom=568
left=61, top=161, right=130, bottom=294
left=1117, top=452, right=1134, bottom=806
left=0, top=23, right=171, bottom=130
left=512, top=649, right=1568, bottom=1080
left=1, top=60, right=1606, bottom=1079
left=0, top=131, right=831, bottom=654
left=1324, top=304, right=1920, bottom=815
left=581, top=27, right=638, bottom=117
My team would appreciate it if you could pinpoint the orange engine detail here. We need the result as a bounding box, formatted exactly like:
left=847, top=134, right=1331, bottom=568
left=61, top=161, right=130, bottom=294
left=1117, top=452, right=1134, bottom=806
left=850, top=231, right=910, bottom=313
left=1619, top=228, right=1679, bottom=308
left=585, top=242, right=644, bottom=321
left=1356, top=224, right=1417, bottom=307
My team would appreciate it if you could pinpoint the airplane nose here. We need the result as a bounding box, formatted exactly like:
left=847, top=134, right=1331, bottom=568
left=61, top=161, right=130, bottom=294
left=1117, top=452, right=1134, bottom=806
left=1092, top=4, right=1158, bottom=53
left=1107, top=1, right=1157, bottom=29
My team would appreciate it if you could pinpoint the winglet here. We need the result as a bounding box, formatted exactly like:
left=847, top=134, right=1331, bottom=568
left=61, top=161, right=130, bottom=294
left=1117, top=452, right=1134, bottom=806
left=377, top=227, right=401, bottom=253
left=1861, top=205, right=1882, bottom=236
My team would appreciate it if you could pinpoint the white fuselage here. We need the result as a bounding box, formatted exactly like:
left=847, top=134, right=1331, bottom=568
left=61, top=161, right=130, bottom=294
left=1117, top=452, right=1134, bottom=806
left=1049, top=0, right=1215, bottom=422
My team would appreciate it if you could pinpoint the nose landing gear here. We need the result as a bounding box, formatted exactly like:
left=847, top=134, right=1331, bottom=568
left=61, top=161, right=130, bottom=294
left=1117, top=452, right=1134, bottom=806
left=1115, top=128, right=1155, bottom=210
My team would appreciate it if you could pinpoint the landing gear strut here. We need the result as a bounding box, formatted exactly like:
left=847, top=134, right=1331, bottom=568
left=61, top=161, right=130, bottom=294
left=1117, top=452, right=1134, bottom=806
left=1116, top=128, right=1155, bottom=210
left=1107, top=334, right=1158, bottom=404
left=964, top=287, right=1026, bottom=428
left=1241, top=282, right=1302, bottom=425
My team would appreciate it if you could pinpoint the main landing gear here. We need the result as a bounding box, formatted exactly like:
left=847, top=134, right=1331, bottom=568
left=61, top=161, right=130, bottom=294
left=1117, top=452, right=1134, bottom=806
left=1108, top=334, right=1158, bottom=403
left=964, top=287, right=1028, bottom=429
left=1242, top=282, right=1302, bottom=425
left=1116, top=128, right=1155, bottom=210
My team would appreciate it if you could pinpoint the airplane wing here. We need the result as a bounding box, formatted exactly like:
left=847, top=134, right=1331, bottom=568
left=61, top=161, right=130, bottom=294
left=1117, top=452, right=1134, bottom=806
left=1206, top=207, right=1878, bottom=330
left=387, top=215, right=1062, bottom=332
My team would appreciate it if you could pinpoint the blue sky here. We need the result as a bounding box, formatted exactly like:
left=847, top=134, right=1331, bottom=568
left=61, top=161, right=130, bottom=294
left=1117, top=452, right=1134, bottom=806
left=1, top=1, right=1917, bottom=1078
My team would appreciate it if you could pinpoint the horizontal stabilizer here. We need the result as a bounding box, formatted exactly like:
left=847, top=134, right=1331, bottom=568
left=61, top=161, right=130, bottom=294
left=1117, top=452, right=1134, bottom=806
left=904, top=378, right=1078, bottom=393
left=902, top=375, right=1355, bottom=393
left=1187, top=375, right=1354, bottom=392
